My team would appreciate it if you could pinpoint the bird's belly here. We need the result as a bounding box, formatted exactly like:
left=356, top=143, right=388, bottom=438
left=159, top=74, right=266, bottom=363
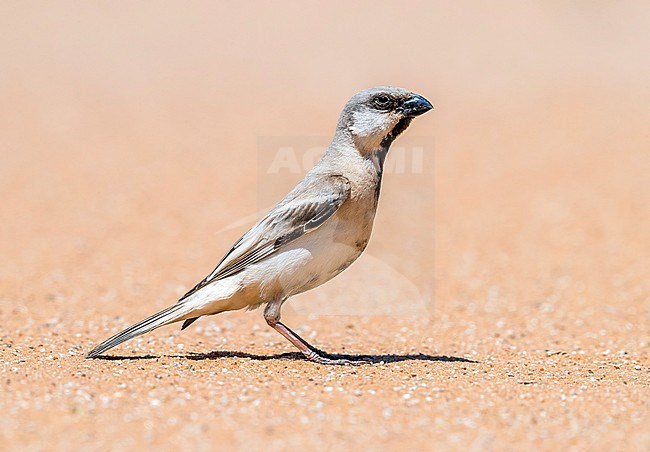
left=244, top=222, right=369, bottom=301
left=290, top=238, right=363, bottom=294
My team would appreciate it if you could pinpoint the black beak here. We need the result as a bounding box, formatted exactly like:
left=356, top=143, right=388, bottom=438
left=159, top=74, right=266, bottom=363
left=399, top=94, right=433, bottom=117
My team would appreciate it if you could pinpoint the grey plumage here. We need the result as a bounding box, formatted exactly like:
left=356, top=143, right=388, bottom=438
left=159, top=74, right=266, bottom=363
left=87, top=304, right=195, bottom=358
left=87, top=86, right=432, bottom=364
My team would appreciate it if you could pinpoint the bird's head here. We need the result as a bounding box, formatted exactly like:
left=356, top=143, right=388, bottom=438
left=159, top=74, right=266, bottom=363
left=336, top=86, right=433, bottom=155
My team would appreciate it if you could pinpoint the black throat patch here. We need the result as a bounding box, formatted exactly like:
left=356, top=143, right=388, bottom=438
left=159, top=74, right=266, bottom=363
left=372, top=147, right=389, bottom=204
left=380, top=117, right=413, bottom=149
left=373, top=117, right=413, bottom=204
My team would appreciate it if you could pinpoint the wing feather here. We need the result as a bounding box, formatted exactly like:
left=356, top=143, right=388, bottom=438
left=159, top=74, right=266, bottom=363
left=178, top=174, right=350, bottom=301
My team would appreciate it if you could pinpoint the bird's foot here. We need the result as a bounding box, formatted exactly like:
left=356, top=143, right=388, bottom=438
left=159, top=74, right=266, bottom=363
left=304, top=350, right=370, bottom=366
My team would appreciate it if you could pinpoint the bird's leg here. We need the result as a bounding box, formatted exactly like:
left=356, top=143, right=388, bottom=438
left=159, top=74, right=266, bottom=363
left=263, top=301, right=365, bottom=365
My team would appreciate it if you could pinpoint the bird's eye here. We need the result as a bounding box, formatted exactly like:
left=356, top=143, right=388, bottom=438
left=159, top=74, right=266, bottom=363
left=373, top=95, right=392, bottom=110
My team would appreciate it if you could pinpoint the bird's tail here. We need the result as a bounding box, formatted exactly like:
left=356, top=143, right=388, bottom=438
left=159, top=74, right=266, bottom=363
left=86, top=303, right=193, bottom=358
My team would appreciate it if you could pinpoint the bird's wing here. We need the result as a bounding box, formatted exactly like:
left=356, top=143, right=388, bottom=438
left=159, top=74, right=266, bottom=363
left=178, top=174, right=351, bottom=301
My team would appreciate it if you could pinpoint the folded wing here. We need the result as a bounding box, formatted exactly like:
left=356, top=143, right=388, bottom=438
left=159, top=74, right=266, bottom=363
left=179, top=174, right=351, bottom=302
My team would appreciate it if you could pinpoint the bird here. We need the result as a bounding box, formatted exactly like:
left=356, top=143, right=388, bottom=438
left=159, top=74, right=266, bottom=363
left=87, top=86, right=433, bottom=365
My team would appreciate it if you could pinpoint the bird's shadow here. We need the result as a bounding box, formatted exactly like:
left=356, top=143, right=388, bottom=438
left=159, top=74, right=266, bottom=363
left=93, top=350, right=477, bottom=364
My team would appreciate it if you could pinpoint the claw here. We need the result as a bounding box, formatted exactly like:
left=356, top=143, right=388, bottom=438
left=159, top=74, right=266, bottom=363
left=308, top=353, right=371, bottom=366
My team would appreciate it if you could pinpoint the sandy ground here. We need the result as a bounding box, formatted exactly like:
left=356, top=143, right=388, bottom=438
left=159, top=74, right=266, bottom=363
left=1, top=2, right=649, bottom=451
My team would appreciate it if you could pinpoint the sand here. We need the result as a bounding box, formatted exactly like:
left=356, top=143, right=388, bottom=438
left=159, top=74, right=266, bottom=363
left=1, top=2, right=649, bottom=451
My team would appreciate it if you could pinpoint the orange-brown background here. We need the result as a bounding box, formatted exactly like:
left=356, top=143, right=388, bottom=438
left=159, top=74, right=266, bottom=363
left=1, top=2, right=648, bottom=451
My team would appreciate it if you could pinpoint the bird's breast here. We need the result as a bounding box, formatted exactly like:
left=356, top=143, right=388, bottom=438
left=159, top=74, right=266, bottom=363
left=244, top=161, right=383, bottom=302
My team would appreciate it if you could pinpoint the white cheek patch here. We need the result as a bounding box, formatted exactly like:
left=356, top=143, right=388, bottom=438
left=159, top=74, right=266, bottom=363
left=350, top=109, right=393, bottom=137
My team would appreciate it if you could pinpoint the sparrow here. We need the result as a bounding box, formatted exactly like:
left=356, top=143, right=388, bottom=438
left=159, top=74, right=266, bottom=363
left=87, top=86, right=433, bottom=365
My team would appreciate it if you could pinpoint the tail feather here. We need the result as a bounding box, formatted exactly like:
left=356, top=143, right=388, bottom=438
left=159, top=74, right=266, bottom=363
left=181, top=317, right=199, bottom=330
left=86, top=304, right=191, bottom=358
